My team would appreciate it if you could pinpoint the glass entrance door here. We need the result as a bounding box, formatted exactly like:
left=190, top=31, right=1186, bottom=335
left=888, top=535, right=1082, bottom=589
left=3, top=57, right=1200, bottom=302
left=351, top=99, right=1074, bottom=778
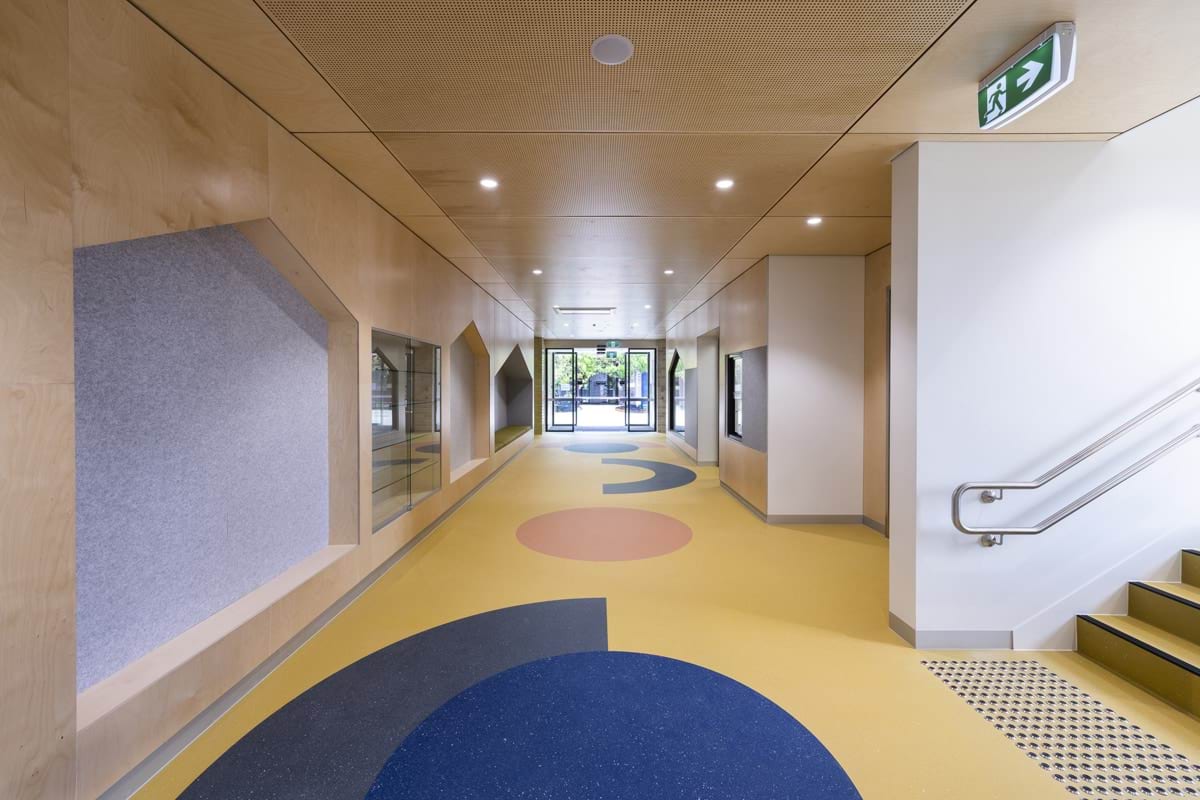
left=625, top=348, right=655, bottom=432
left=545, top=348, right=576, bottom=431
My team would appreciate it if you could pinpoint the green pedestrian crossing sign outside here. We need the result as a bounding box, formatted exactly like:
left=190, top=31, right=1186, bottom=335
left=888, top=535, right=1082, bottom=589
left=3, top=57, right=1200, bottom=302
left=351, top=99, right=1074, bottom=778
left=978, top=22, right=1077, bottom=130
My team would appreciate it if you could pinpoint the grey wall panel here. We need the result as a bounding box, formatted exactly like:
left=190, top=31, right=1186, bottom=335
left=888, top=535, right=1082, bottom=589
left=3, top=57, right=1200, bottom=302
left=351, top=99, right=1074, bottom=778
left=737, top=345, right=768, bottom=453
left=683, top=368, right=699, bottom=450
left=74, top=225, right=329, bottom=691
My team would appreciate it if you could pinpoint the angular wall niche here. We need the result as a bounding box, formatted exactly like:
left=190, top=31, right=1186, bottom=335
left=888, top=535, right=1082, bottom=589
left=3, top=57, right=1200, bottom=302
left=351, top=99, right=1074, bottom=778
left=73, top=220, right=357, bottom=693
left=494, top=345, right=533, bottom=451
left=449, top=321, right=491, bottom=477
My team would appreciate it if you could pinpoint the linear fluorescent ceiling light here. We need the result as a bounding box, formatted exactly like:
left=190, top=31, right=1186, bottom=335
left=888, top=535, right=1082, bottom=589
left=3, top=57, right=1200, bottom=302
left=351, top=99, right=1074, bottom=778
left=555, top=306, right=615, bottom=316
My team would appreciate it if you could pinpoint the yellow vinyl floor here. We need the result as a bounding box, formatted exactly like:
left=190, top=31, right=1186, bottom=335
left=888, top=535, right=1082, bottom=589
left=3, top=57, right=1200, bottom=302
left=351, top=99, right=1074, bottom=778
left=136, top=432, right=1200, bottom=799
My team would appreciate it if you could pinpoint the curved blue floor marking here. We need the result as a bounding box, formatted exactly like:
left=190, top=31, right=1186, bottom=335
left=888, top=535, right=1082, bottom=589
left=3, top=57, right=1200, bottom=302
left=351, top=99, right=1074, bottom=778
left=601, top=457, right=697, bottom=493
left=564, top=442, right=638, bottom=454
left=367, top=651, right=861, bottom=800
left=179, top=599, right=608, bottom=800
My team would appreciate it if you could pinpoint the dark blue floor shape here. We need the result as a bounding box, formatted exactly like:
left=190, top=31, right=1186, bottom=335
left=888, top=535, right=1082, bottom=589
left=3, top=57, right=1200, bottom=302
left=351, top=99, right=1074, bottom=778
left=601, top=457, right=696, bottom=494
left=564, top=442, right=637, bottom=454
left=366, top=651, right=861, bottom=800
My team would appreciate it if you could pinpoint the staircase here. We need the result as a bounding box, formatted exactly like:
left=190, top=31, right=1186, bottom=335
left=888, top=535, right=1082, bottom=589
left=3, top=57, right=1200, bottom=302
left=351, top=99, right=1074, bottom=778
left=1076, top=549, right=1200, bottom=716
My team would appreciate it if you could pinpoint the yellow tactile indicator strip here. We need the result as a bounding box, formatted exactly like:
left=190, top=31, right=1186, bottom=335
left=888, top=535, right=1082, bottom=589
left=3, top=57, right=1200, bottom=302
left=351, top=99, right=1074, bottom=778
left=132, top=434, right=1200, bottom=799
left=925, top=660, right=1200, bottom=799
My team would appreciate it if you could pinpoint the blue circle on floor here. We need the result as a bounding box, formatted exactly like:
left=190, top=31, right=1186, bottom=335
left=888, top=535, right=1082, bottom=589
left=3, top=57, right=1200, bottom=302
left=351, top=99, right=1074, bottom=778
left=365, top=651, right=861, bottom=799
left=564, top=442, right=638, bottom=454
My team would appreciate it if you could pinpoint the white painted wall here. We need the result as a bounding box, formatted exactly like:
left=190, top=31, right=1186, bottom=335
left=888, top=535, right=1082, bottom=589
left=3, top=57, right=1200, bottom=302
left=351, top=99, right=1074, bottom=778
left=766, top=256, right=865, bottom=517
left=890, top=98, right=1200, bottom=648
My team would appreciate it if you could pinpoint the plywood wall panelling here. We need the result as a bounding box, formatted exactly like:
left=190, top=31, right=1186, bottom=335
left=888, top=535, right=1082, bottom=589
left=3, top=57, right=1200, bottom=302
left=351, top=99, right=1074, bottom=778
left=0, top=1, right=76, bottom=798
left=267, top=121, right=367, bottom=314
left=402, top=216, right=485, bottom=260
left=129, top=0, right=367, bottom=133
left=863, top=246, right=891, bottom=530
left=64, top=4, right=538, bottom=794
left=0, top=385, right=76, bottom=800
left=70, top=0, right=269, bottom=247
left=298, top=133, right=442, bottom=216
left=670, top=260, right=769, bottom=511
left=236, top=219, right=360, bottom=547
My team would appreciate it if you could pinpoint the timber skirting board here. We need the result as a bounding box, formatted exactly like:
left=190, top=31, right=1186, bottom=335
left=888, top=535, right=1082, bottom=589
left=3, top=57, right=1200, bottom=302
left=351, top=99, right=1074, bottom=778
left=81, top=432, right=534, bottom=800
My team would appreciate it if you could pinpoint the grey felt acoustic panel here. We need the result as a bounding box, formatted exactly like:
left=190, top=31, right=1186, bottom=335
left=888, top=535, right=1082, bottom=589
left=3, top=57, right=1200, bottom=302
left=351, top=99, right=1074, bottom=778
left=74, top=225, right=329, bottom=690
left=731, top=346, right=768, bottom=453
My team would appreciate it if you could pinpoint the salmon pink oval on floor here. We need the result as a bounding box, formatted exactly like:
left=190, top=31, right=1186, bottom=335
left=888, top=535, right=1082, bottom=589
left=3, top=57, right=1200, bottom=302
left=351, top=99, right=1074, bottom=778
left=517, top=508, right=692, bottom=561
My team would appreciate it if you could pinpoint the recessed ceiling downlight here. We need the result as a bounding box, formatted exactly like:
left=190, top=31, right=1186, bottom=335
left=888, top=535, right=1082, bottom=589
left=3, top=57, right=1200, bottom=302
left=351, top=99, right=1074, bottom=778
left=806, top=216, right=823, bottom=226
left=715, top=178, right=735, bottom=190
left=480, top=177, right=499, bottom=189
left=591, top=34, right=634, bottom=66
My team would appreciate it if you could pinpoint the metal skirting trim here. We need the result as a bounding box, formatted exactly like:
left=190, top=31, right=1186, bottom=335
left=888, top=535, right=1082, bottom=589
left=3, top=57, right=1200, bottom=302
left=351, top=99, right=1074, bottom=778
left=720, top=481, right=767, bottom=519
left=888, top=613, right=1012, bottom=649
left=719, top=483, right=874, bottom=528
left=889, top=612, right=917, bottom=646
left=100, top=439, right=532, bottom=800
left=766, top=514, right=867, bottom=525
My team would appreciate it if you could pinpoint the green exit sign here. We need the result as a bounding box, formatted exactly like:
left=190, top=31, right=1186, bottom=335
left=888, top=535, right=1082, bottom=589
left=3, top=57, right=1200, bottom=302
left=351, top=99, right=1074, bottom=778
left=978, top=22, right=1076, bottom=130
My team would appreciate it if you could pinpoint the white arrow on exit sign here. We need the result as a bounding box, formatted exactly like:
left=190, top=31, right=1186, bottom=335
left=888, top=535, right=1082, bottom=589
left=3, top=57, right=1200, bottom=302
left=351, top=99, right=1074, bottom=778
left=1015, top=60, right=1044, bottom=92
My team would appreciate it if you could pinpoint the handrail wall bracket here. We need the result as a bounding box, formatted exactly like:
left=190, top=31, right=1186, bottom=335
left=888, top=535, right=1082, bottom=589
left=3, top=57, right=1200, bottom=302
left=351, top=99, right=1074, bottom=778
left=950, top=377, right=1200, bottom=547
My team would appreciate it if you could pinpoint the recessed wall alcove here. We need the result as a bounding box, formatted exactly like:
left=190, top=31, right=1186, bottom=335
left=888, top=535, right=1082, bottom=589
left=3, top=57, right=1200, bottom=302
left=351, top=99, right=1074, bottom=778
left=494, top=345, right=533, bottom=451
left=449, top=321, right=491, bottom=481
left=73, top=219, right=357, bottom=711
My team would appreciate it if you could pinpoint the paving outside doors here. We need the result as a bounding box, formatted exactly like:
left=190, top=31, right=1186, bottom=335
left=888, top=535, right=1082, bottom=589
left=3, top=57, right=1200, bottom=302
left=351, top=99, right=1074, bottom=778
left=544, top=347, right=655, bottom=432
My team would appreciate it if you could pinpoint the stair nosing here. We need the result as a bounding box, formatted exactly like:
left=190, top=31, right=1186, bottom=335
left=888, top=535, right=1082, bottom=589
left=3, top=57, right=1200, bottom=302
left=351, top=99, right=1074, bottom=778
left=1130, top=580, right=1200, bottom=612
left=1078, top=614, right=1200, bottom=678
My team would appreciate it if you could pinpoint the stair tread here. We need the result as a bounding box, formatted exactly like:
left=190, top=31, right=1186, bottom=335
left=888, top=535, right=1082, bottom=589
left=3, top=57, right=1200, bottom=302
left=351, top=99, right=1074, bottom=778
left=1083, top=614, right=1200, bottom=673
left=1138, top=580, right=1200, bottom=608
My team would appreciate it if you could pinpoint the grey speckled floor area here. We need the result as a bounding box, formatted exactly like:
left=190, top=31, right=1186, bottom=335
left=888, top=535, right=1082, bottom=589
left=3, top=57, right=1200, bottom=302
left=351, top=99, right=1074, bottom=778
left=601, top=458, right=697, bottom=494
left=179, top=598, right=608, bottom=800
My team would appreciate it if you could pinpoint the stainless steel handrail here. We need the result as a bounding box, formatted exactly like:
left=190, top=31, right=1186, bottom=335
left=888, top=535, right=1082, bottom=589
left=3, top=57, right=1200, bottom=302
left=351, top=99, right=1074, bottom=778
left=951, top=377, right=1200, bottom=546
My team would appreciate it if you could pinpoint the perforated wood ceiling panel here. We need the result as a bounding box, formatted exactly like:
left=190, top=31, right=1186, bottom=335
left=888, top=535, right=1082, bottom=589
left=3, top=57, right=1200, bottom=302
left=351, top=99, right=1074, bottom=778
left=379, top=133, right=836, bottom=217
left=257, top=0, right=972, bottom=133
left=457, top=217, right=757, bottom=276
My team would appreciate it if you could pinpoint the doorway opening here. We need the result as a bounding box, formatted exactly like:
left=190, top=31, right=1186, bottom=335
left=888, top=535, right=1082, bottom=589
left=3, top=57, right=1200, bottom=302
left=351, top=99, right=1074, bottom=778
left=544, top=346, right=656, bottom=432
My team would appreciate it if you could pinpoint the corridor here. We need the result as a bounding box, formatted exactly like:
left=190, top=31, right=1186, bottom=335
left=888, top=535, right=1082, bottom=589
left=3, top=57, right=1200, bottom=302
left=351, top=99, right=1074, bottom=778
left=136, top=435, right=1200, bottom=799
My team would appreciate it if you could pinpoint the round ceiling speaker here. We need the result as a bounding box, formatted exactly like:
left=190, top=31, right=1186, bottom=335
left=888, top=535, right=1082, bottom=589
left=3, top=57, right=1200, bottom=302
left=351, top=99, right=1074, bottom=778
left=591, top=34, right=634, bottom=65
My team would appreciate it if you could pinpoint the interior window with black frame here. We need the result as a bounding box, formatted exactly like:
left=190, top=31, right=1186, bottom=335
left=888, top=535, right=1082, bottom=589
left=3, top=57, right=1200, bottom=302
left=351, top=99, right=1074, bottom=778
left=669, top=352, right=685, bottom=433
left=727, top=353, right=743, bottom=439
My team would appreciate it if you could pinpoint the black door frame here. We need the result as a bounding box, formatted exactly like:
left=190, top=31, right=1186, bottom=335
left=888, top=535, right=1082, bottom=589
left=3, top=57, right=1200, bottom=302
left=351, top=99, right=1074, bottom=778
left=545, top=347, right=577, bottom=432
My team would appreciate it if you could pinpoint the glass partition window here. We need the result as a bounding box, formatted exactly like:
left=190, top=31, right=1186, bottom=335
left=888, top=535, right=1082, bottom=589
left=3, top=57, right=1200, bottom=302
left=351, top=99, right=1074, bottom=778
left=669, top=353, right=685, bottom=433
left=372, top=329, right=442, bottom=531
left=727, top=353, right=743, bottom=439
